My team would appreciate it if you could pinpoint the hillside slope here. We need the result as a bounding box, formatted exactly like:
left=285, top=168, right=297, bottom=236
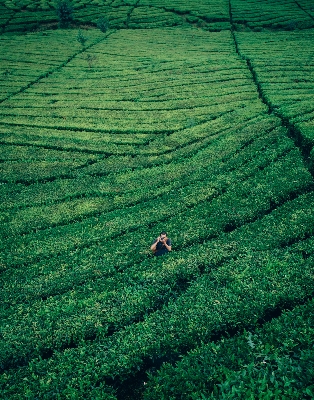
left=0, top=0, right=313, bottom=399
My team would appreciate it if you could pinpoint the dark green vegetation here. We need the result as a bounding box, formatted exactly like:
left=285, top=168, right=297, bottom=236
left=0, top=0, right=314, bottom=399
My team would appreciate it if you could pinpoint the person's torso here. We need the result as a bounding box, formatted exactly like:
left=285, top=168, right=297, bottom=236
left=154, top=238, right=171, bottom=256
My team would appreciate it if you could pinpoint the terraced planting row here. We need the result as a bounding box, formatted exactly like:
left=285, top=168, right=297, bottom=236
left=297, top=0, right=314, bottom=18
left=0, top=110, right=271, bottom=213
left=1, top=109, right=313, bottom=395
left=144, top=296, right=314, bottom=399
left=3, top=0, right=134, bottom=12
left=1, top=0, right=180, bottom=32
left=231, top=0, right=314, bottom=30
left=2, top=126, right=299, bottom=238
left=73, top=4, right=131, bottom=29
left=235, top=30, right=314, bottom=167
left=0, top=2, right=14, bottom=33
left=132, top=0, right=230, bottom=30
left=0, top=29, right=105, bottom=101
left=1, top=179, right=313, bottom=371
left=1, top=117, right=307, bottom=296
left=1, top=0, right=134, bottom=31
left=2, top=0, right=314, bottom=33
left=1, top=13, right=314, bottom=400
left=0, top=122, right=298, bottom=297
left=0, top=29, right=267, bottom=187
left=127, top=6, right=185, bottom=29
left=1, top=206, right=313, bottom=397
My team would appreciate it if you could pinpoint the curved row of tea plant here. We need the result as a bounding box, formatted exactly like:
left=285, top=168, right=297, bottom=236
left=0, top=2, right=14, bottom=33
left=0, top=116, right=288, bottom=306
left=0, top=29, right=105, bottom=102
left=231, top=0, right=314, bottom=31
left=1, top=207, right=313, bottom=397
left=143, top=295, right=314, bottom=399
left=2, top=0, right=314, bottom=33
left=1, top=116, right=303, bottom=268
left=1, top=175, right=313, bottom=372
left=0, top=120, right=296, bottom=294
left=0, top=114, right=281, bottom=236
left=235, top=30, right=314, bottom=166
left=0, top=30, right=256, bottom=135
left=1, top=17, right=314, bottom=399
left=0, top=29, right=266, bottom=193
left=2, top=0, right=133, bottom=32
left=0, top=111, right=270, bottom=225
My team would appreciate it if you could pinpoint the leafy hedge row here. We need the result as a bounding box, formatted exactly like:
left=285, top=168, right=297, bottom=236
left=143, top=295, right=314, bottom=399
left=21, top=68, right=254, bottom=97
left=128, top=6, right=185, bottom=29
left=2, top=0, right=132, bottom=32
left=1, top=175, right=313, bottom=371
left=1, top=29, right=268, bottom=158
left=1, top=211, right=313, bottom=397
left=4, top=10, right=56, bottom=32
left=0, top=110, right=266, bottom=188
left=235, top=31, right=314, bottom=162
left=0, top=98, right=259, bottom=133
left=139, top=0, right=230, bottom=21
left=2, top=85, right=257, bottom=109
left=0, top=116, right=286, bottom=305
left=0, top=131, right=297, bottom=317
left=0, top=117, right=294, bottom=264
left=0, top=113, right=274, bottom=215
left=1, top=132, right=307, bottom=289
left=0, top=107, right=267, bottom=167
left=0, top=157, right=100, bottom=184
left=0, top=143, right=100, bottom=162
left=7, top=112, right=266, bottom=152
left=0, top=29, right=104, bottom=101
left=2, top=0, right=230, bottom=32
left=2, top=0, right=314, bottom=33
left=1, top=140, right=308, bottom=242
left=3, top=0, right=136, bottom=12
left=231, top=0, right=314, bottom=30
left=0, top=4, right=14, bottom=30
left=73, top=5, right=131, bottom=28
left=0, top=123, right=154, bottom=155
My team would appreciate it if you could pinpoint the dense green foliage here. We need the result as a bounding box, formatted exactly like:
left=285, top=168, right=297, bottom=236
left=235, top=31, right=314, bottom=167
left=0, top=0, right=313, bottom=398
left=55, top=0, right=74, bottom=28
left=145, top=296, right=314, bottom=399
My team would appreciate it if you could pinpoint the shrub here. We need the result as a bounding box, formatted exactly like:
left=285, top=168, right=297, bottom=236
left=97, top=16, right=110, bottom=33
left=77, top=29, right=87, bottom=46
left=55, top=0, right=74, bottom=28
left=85, top=54, right=97, bottom=68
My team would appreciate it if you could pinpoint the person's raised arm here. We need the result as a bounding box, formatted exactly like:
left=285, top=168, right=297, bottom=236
left=151, top=238, right=159, bottom=252
left=163, top=238, right=172, bottom=251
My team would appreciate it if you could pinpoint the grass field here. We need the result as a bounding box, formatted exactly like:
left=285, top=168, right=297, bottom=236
left=0, top=0, right=314, bottom=399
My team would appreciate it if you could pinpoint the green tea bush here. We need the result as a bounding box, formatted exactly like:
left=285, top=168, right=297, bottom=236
left=1, top=191, right=313, bottom=372
left=235, top=31, right=314, bottom=161
left=97, top=16, right=110, bottom=33
left=55, top=0, right=74, bottom=28
left=1, top=235, right=313, bottom=397
left=144, top=297, right=314, bottom=399
left=0, top=19, right=313, bottom=400
left=76, top=29, right=88, bottom=46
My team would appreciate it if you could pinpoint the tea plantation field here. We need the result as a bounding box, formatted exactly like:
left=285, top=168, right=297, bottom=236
left=0, top=0, right=314, bottom=399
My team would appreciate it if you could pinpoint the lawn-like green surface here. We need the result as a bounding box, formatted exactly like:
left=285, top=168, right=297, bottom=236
left=0, top=0, right=314, bottom=399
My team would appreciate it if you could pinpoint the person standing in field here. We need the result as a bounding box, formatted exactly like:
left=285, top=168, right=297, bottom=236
left=151, top=231, right=172, bottom=256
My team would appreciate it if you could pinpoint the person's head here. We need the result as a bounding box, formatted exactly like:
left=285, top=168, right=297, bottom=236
left=160, top=231, right=167, bottom=239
